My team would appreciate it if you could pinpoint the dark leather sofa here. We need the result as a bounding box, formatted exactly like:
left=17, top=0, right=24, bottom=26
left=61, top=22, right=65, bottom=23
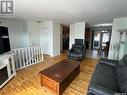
left=87, top=54, right=127, bottom=95
left=67, top=39, right=85, bottom=61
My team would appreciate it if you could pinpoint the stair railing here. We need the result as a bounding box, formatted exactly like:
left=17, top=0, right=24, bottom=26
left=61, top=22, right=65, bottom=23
left=11, top=45, right=43, bottom=70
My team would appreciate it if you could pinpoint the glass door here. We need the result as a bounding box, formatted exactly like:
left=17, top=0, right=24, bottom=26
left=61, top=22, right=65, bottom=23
left=101, top=32, right=110, bottom=55
left=102, top=32, right=110, bottom=47
left=93, top=31, right=101, bottom=49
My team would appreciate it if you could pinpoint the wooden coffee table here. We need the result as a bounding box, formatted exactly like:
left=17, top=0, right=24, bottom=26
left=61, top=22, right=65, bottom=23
left=39, top=59, right=80, bottom=95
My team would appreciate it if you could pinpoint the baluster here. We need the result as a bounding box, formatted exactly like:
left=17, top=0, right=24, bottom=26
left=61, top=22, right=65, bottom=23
left=41, top=46, right=43, bottom=61
left=34, top=46, right=36, bottom=63
left=40, top=46, right=43, bottom=61
left=24, top=48, right=26, bottom=66
left=34, top=46, right=37, bottom=63
left=36, top=46, right=38, bottom=63
left=28, top=47, right=31, bottom=65
left=31, top=47, right=34, bottom=64
left=36, top=46, right=38, bottom=62
left=40, top=46, right=42, bottom=61
left=22, top=49, right=25, bottom=67
left=14, top=50, right=18, bottom=69
left=27, top=48, right=29, bottom=65
left=20, top=49, right=22, bottom=67
left=25, top=48, right=28, bottom=66
left=33, top=46, right=35, bottom=63
left=38, top=46, right=40, bottom=61
left=26, top=48, right=29, bottom=65
left=18, top=49, right=22, bottom=69
left=36, top=46, right=39, bottom=62
left=30, top=47, right=32, bottom=64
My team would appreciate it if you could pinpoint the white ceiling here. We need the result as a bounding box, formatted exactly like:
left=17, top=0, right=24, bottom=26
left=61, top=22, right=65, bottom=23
left=15, top=0, right=127, bottom=25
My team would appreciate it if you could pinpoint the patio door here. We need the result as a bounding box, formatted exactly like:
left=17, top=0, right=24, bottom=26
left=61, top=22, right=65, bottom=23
left=93, top=31, right=101, bottom=49
left=93, top=31, right=111, bottom=50
left=101, top=32, right=110, bottom=47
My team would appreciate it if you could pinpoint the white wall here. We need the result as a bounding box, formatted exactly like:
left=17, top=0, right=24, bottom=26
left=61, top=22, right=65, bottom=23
left=124, top=36, right=127, bottom=56
left=0, top=19, right=29, bottom=49
left=69, top=24, right=75, bottom=49
left=53, top=22, right=60, bottom=56
left=108, top=17, right=127, bottom=60
left=69, top=22, right=86, bottom=49
left=74, top=22, right=86, bottom=39
left=0, top=19, right=61, bottom=57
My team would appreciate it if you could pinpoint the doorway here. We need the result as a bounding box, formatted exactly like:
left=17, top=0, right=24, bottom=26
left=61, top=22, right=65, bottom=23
left=62, top=25, right=70, bottom=51
left=93, top=30, right=111, bottom=58
left=40, top=28, right=50, bottom=55
left=93, top=31, right=101, bottom=49
left=85, top=27, right=111, bottom=59
left=101, top=32, right=110, bottom=54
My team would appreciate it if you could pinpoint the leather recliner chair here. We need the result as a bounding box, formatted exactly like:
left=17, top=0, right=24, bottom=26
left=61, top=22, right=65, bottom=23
left=67, top=39, right=85, bottom=61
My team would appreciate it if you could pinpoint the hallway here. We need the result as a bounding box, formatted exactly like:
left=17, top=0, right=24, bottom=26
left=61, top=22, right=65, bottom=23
left=85, top=49, right=108, bottom=59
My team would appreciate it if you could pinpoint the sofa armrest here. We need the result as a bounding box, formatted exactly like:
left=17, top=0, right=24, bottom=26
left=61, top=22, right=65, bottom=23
left=99, top=58, right=118, bottom=66
left=88, top=84, right=114, bottom=95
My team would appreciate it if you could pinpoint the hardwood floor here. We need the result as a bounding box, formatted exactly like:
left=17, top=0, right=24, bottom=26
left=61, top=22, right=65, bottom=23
left=0, top=53, right=98, bottom=95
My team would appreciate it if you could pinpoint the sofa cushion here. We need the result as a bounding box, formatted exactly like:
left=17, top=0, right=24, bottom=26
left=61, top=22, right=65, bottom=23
left=89, top=72, right=118, bottom=93
left=89, top=63, right=118, bottom=93
left=115, top=54, right=127, bottom=92
left=94, top=72, right=117, bottom=91
left=98, top=63, right=116, bottom=78
left=116, top=65, right=127, bottom=92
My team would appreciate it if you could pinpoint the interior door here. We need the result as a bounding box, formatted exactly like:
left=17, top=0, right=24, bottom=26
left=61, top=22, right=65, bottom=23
left=40, top=28, right=50, bottom=55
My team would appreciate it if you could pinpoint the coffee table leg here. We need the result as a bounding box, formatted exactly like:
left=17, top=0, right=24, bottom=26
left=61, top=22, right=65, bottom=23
left=57, top=84, right=62, bottom=95
left=41, top=77, right=43, bottom=86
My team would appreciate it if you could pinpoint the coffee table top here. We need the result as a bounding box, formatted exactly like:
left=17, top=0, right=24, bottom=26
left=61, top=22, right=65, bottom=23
left=39, top=59, right=80, bottom=83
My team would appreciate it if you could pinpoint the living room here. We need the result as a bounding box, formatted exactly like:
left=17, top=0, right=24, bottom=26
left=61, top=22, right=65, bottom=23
left=0, top=0, right=127, bottom=95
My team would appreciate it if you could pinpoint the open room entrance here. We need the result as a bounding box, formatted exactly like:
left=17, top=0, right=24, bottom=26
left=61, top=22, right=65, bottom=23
left=85, top=26, right=112, bottom=59
left=60, top=25, right=70, bottom=52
